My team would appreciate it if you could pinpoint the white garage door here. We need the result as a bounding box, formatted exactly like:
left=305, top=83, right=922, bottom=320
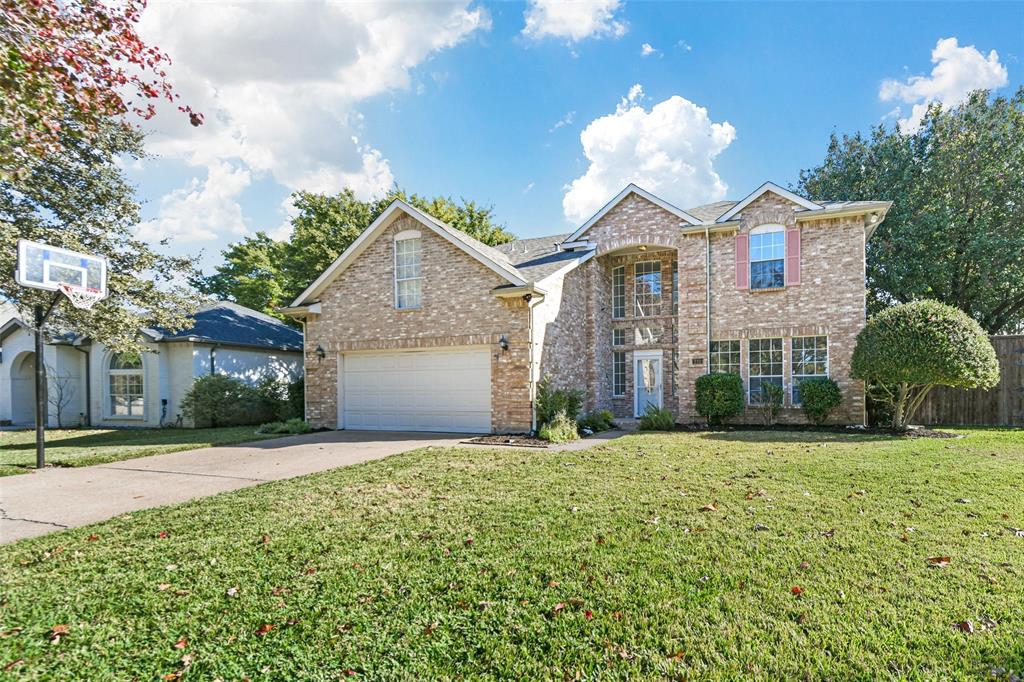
left=341, top=347, right=491, bottom=433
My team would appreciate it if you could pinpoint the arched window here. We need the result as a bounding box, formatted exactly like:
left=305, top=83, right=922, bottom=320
left=749, top=224, right=785, bottom=290
left=109, top=352, right=144, bottom=417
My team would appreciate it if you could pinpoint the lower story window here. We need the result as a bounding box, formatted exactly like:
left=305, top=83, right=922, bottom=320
left=792, top=336, right=828, bottom=404
left=612, top=351, right=626, bottom=397
left=748, top=338, right=783, bottom=404
left=709, top=340, right=741, bottom=374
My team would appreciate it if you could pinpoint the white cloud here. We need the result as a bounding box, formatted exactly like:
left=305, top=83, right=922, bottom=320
left=136, top=2, right=489, bottom=244
left=549, top=110, right=576, bottom=132
left=522, top=0, right=626, bottom=43
left=880, top=37, right=1008, bottom=132
left=523, top=182, right=535, bottom=194
left=562, top=84, right=736, bottom=223
left=677, top=39, right=692, bottom=52
left=640, top=43, right=659, bottom=58
left=136, top=162, right=252, bottom=243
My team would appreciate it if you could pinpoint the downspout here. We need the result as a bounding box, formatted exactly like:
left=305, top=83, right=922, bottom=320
left=72, top=344, right=91, bottom=427
left=300, top=318, right=308, bottom=421
left=705, top=227, right=712, bottom=364
left=526, top=294, right=537, bottom=434
left=209, top=345, right=217, bottom=375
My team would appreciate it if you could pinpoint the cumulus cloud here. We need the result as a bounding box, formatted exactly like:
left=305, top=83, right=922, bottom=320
left=136, top=162, right=252, bottom=243
left=562, top=84, right=736, bottom=223
left=136, top=2, right=489, bottom=243
left=522, top=0, right=626, bottom=43
left=640, top=43, right=659, bottom=57
left=880, top=37, right=1008, bottom=132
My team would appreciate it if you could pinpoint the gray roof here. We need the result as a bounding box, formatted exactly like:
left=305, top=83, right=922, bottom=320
left=684, top=200, right=737, bottom=222
left=494, top=234, right=583, bottom=281
left=154, top=301, right=303, bottom=352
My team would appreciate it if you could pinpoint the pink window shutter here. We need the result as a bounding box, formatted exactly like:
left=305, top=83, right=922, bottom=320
left=735, top=234, right=749, bottom=290
left=785, top=227, right=801, bottom=286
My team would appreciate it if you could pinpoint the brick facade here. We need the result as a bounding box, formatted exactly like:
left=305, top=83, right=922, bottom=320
left=298, top=189, right=875, bottom=433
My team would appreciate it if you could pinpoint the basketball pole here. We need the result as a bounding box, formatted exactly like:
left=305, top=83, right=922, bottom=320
left=33, top=293, right=63, bottom=470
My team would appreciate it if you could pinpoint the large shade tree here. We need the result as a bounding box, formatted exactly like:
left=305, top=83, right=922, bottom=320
left=198, top=189, right=516, bottom=319
left=797, top=87, right=1024, bottom=334
left=0, top=121, right=201, bottom=350
left=0, top=0, right=200, bottom=179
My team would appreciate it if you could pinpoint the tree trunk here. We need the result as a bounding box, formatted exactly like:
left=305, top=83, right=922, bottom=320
left=892, top=383, right=909, bottom=430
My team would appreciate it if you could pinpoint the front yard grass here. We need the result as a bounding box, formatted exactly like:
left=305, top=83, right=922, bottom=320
left=1, top=428, right=1022, bottom=679
left=0, top=426, right=278, bottom=474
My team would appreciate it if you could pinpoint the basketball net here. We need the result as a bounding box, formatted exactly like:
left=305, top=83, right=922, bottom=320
left=58, top=282, right=103, bottom=310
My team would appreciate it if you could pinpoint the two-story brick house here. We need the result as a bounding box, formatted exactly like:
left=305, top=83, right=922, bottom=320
left=283, top=181, right=890, bottom=433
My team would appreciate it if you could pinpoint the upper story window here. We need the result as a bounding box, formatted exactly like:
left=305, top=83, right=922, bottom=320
left=109, top=351, right=144, bottom=417
left=611, top=266, right=625, bottom=319
left=394, top=231, right=422, bottom=309
left=749, top=225, right=785, bottom=290
left=634, top=261, right=662, bottom=317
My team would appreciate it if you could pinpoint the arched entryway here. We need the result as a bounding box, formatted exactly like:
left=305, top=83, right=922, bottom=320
left=10, top=351, right=44, bottom=425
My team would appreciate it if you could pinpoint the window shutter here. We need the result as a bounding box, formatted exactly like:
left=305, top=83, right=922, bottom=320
left=785, top=227, right=801, bottom=286
left=735, top=234, right=749, bottom=290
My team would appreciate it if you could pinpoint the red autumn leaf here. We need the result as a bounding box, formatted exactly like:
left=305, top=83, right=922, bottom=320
left=162, top=673, right=181, bottom=681
left=157, top=531, right=168, bottom=539
left=953, top=620, right=974, bottom=634
left=174, top=638, right=187, bottom=650
left=304, top=567, right=317, bottom=576
left=926, top=556, right=951, bottom=567
left=341, top=669, right=357, bottom=677
left=667, top=651, right=685, bottom=661
left=464, top=537, right=474, bottom=546
left=584, top=610, right=594, bottom=620
left=87, top=534, right=99, bottom=541
left=791, top=586, right=803, bottom=596
left=255, top=624, right=274, bottom=636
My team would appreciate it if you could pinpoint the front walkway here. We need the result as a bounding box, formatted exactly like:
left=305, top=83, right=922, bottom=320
left=0, top=429, right=625, bottom=544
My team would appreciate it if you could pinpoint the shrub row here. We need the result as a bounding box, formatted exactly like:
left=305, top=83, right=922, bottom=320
left=182, top=374, right=304, bottom=428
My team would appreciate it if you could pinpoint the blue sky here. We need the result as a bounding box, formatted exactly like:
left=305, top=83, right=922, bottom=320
left=130, top=1, right=1022, bottom=271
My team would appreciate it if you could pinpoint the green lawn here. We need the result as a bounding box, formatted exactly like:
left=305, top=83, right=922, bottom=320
left=1, top=429, right=1022, bottom=680
left=0, top=426, right=277, bottom=474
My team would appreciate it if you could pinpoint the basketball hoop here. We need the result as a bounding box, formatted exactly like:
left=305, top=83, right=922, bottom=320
left=58, top=282, right=104, bottom=310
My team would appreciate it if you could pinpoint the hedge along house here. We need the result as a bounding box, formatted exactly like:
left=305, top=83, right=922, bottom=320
left=284, top=182, right=890, bottom=433
left=0, top=301, right=303, bottom=428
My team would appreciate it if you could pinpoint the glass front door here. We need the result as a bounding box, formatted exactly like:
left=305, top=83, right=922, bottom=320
left=634, top=353, right=663, bottom=417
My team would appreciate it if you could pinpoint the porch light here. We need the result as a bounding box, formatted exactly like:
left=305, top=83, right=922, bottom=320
left=315, top=345, right=326, bottom=361
left=498, top=335, right=510, bottom=352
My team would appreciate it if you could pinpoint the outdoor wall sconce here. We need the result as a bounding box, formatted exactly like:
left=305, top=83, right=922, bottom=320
left=498, top=335, right=510, bottom=352
left=315, top=345, right=326, bottom=361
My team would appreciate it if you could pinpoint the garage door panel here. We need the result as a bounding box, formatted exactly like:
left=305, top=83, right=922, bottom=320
left=342, top=348, right=491, bottom=433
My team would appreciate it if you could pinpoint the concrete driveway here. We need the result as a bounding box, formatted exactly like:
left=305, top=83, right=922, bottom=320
left=0, top=430, right=467, bottom=544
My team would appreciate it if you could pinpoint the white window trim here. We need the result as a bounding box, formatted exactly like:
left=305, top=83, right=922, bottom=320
left=612, top=350, right=626, bottom=397
left=709, top=339, right=741, bottom=375
left=105, top=351, right=146, bottom=420
left=747, top=337, right=784, bottom=405
left=633, top=260, right=662, bottom=317
left=791, top=335, right=830, bottom=405
left=394, top=233, right=423, bottom=310
left=749, top=224, right=786, bottom=290
left=611, top=265, right=626, bottom=320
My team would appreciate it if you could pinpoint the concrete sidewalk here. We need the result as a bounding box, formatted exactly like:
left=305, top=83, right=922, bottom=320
left=0, top=430, right=468, bottom=544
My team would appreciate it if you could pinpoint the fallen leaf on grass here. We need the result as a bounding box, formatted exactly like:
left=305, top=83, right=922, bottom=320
left=584, top=610, right=594, bottom=620
left=754, top=523, right=770, bottom=532
left=667, top=651, right=685, bottom=661
left=821, top=529, right=836, bottom=538
left=953, top=620, right=974, bottom=634
left=48, top=625, right=69, bottom=642
left=798, top=561, right=811, bottom=570
left=848, top=490, right=866, bottom=498
left=791, top=586, right=803, bottom=596
left=926, top=556, right=951, bottom=568
left=157, top=583, right=171, bottom=591
left=745, top=489, right=767, bottom=500
left=87, top=534, right=99, bottom=541
left=226, top=587, right=239, bottom=598
left=162, top=673, right=181, bottom=681
left=157, top=531, right=169, bottom=539
left=3, top=660, right=24, bottom=672
left=423, top=622, right=437, bottom=636
left=255, top=624, right=274, bottom=636
left=464, top=537, right=473, bottom=546
left=700, top=503, right=718, bottom=512
left=174, top=638, right=188, bottom=649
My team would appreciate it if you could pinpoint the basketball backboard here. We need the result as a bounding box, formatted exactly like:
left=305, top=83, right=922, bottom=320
left=15, top=239, right=108, bottom=300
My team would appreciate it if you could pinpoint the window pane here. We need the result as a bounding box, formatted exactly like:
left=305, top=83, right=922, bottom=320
left=792, top=336, right=828, bottom=404
left=612, top=328, right=626, bottom=346
left=110, top=352, right=142, bottom=370
left=397, top=278, right=421, bottom=309
left=634, top=326, right=660, bottom=345
left=710, top=340, right=740, bottom=374
left=671, top=261, right=678, bottom=315
left=634, top=261, right=662, bottom=317
left=612, top=266, right=625, bottom=319
left=751, top=259, right=784, bottom=289
left=395, top=238, right=423, bottom=309
left=612, top=351, right=626, bottom=396
left=749, top=338, right=783, bottom=403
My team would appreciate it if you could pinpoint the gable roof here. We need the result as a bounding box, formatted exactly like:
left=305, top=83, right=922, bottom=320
left=563, top=184, right=703, bottom=244
left=715, top=181, right=822, bottom=222
left=493, top=234, right=585, bottom=281
left=290, top=200, right=529, bottom=307
left=151, top=301, right=303, bottom=351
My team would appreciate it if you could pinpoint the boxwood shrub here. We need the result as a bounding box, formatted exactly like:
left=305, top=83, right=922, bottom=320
left=695, top=372, right=744, bottom=425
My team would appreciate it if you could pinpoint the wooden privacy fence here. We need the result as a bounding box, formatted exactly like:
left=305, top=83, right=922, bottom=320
left=915, top=335, right=1024, bottom=427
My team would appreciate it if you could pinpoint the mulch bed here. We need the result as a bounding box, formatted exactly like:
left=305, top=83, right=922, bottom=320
left=674, top=423, right=960, bottom=439
left=463, top=434, right=552, bottom=448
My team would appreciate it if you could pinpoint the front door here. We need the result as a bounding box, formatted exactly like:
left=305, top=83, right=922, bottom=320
left=634, top=351, right=663, bottom=417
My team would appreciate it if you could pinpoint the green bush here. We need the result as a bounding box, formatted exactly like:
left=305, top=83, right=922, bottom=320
left=755, top=382, right=784, bottom=426
left=577, top=409, right=615, bottom=433
left=638, top=404, right=675, bottom=431
left=852, top=300, right=999, bottom=428
left=182, top=375, right=259, bottom=428
left=257, top=418, right=311, bottom=435
left=536, top=376, right=584, bottom=427
left=538, top=411, right=579, bottom=443
left=695, top=373, right=744, bottom=425
left=798, top=378, right=842, bottom=425
left=287, top=377, right=305, bottom=420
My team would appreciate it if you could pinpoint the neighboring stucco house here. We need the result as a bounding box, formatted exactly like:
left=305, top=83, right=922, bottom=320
left=284, top=182, right=890, bottom=433
left=0, top=301, right=303, bottom=428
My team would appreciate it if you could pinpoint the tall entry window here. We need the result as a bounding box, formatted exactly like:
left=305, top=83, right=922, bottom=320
left=109, top=352, right=144, bottom=417
left=634, top=261, right=662, bottom=317
left=611, top=266, right=625, bottom=319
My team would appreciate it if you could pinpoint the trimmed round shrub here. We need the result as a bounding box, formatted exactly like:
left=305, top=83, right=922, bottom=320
left=695, top=373, right=745, bottom=425
left=538, top=411, right=579, bottom=443
left=798, top=377, right=842, bottom=425
left=851, top=300, right=999, bottom=428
